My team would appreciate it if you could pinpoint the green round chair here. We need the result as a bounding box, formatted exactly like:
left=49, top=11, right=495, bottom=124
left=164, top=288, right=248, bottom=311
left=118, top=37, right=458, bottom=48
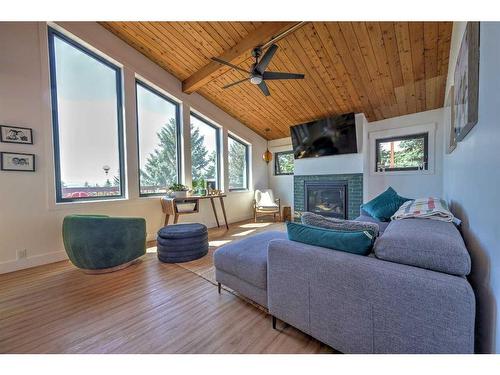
left=62, top=215, right=146, bottom=273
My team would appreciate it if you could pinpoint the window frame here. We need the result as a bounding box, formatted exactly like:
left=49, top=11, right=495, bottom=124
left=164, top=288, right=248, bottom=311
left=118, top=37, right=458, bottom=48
left=135, top=79, right=182, bottom=197
left=47, top=26, right=126, bottom=203
left=274, top=150, right=294, bottom=176
left=374, top=132, right=429, bottom=172
left=228, top=134, right=250, bottom=191
left=190, top=111, right=222, bottom=189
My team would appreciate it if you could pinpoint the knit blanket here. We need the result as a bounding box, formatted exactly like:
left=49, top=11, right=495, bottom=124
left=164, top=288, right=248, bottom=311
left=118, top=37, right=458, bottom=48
left=391, top=197, right=455, bottom=222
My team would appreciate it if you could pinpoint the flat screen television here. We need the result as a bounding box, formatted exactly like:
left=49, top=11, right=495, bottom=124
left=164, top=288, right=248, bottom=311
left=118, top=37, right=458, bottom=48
left=290, top=113, right=357, bottom=159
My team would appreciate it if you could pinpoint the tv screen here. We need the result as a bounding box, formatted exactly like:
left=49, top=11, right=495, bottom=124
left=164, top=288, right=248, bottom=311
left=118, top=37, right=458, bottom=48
left=290, top=113, right=357, bottom=159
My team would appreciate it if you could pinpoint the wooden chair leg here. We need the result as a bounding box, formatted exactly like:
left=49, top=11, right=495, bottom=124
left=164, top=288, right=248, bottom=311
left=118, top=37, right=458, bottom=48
left=218, top=282, right=221, bottom=294
left=254, top=210, right=257, bottom=223
left=272, top=316, right=277, bottom=330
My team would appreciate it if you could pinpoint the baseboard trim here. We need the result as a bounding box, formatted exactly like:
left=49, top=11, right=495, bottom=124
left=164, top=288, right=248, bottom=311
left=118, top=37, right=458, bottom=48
left=0, top=251, right=68, bottom=275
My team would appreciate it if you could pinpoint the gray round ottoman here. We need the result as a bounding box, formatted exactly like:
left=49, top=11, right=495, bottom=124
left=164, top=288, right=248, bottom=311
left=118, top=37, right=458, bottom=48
left=157, top=223, right=208, bottom=263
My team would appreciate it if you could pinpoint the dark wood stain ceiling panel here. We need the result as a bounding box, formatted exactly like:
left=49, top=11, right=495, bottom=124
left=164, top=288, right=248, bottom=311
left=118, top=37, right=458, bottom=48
left=100, top=21, right=452, bottom=140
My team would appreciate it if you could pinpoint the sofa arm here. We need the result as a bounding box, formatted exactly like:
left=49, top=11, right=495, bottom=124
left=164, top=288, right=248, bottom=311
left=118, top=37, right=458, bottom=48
left=267, top=239, right=475, bottom=353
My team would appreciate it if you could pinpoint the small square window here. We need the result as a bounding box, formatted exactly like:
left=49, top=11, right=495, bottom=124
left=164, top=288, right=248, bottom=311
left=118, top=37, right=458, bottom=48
left=274, top=151, right=294, bottom=175
left=375, top=133, right=428, bottom=172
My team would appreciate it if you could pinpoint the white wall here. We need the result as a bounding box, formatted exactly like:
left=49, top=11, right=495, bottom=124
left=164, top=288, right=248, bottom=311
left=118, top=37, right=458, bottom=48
left=443, top=22, right=500, bottom=353
left=268, top=110, right=444, bottom=205
left=0, top=22, right=268, bottom=273
left=268, top=137, right=294, bottom=208
left=363, top=108, right=445, bottom=201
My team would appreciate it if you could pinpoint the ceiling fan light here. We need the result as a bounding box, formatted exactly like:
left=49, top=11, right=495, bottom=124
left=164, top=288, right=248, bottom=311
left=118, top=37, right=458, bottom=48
left=250, top=76, right=263, bottom=85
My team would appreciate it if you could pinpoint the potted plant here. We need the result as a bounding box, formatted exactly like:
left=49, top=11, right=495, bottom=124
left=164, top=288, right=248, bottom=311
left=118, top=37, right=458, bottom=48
left=192, top=178, right=207, bottom=196
left=168, top=183, right=190, bottom=198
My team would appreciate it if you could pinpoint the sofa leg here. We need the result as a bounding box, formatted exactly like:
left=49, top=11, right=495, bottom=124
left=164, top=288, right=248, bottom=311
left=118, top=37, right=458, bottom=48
left=272, top=315, right=277, bottom=330
left=218, top=282, right=221, bottom=294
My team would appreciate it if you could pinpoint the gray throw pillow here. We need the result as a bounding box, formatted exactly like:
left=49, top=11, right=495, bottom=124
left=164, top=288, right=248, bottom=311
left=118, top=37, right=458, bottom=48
left=301, top=212, right=379, bottom=237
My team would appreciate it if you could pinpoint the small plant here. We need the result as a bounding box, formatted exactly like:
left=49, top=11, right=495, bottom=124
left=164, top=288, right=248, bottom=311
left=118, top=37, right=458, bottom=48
left=192, top=178, right=206, bottom=191
left=168, top=183, right=189, bottom=192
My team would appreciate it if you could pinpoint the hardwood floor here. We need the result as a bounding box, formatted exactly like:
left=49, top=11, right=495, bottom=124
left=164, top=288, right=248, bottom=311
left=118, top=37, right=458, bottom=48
left=0, top=219, right=333, bottom=354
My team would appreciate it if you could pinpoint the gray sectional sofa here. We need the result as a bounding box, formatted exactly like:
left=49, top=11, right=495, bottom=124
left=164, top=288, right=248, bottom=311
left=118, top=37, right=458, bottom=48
left=213, top=213, right=475, bottom=354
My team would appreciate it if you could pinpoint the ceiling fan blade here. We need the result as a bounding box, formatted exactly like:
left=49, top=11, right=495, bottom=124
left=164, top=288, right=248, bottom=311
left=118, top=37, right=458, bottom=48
left=263, top=71, right=305, bottom=80
left=255, top=44, right=278, bottom=74
left=211, top=57, right=251, bottom=74
left=258, top=81, right=270, bottom=96
left=223, top=78, right=249, bottom=89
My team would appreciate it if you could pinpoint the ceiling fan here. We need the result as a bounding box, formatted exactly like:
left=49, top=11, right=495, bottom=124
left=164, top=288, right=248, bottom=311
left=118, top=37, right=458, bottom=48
left=211, top=44, right=305, bottom=97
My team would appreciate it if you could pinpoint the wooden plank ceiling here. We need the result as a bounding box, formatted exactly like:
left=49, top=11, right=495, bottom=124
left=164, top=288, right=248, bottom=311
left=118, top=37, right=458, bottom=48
left=100, top=22, right=452, bottom=140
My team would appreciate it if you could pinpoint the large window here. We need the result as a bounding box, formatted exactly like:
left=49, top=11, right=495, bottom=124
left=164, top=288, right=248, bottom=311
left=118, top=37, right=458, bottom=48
left=274, top=151, right=294, bottom=175
left=136, top=80, right=181, bottom=196
left=375, top=133, right=428, bottom=172
left=228, top=135, right=249, bottom=191
left=190, top=113, right=220, bottom=189
left=48, top=28, right=125, bottom=202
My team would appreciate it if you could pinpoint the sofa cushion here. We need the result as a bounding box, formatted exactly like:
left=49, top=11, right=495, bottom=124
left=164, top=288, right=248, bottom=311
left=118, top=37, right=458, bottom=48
left=355, top=215, right=390, bottom=234
left=286, top=222, right=375, bottom=256
left=213, top=230, right=287, bottom=289
left=361, top=187, right=412, bottom=222
left=302, top=212, right=380, bottom=237
left=373, top=219, right=471, bottom=276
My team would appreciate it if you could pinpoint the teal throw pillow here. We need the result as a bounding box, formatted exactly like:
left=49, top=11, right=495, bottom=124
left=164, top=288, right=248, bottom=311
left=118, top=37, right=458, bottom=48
left=286, top=221, right=375, bottom=256
left=361, top=187, right=411, bottom=222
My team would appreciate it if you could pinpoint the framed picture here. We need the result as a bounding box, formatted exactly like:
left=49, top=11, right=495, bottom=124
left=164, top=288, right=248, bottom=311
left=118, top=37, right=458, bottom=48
left=206, top=180, right=216, bottom=191
left=0, top=125, right=33, bottom=144
left=446, top=85, right=457, bottom=154
left=453, top=22, right=480, bottom=142
left=0, top=152, right=36, bottom=172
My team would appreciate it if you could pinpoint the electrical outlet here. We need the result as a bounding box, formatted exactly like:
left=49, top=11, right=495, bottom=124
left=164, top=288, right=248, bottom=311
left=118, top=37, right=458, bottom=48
left=17, top=249, right=27, bottom=260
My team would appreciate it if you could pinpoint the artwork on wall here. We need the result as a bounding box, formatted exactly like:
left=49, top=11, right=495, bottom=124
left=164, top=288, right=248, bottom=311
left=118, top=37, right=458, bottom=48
left=0, top=125, right=33, bottom=144
left=453, top=22, right=480, bottom=142
left=446, top=85, right=457, bottom=154
left=0, top=152, right=36, bottom=172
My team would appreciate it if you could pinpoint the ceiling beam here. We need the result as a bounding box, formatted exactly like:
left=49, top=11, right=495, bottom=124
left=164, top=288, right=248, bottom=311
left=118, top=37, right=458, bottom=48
left=182, top=22, right=298, bottom=94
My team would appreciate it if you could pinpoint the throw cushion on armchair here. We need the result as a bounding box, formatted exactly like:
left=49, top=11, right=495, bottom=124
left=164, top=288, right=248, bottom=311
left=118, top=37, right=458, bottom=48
left=361, top=187, right=412, bottom=222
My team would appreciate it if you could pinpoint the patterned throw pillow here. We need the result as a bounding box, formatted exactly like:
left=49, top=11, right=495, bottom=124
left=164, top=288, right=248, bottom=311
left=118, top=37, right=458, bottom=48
left=301, top=212, right=379, bottom=237
left=391, top=197, right=455, bottom=222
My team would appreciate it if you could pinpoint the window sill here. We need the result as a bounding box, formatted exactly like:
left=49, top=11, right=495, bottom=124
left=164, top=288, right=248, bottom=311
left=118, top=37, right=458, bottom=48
left=370, top=169, right=434, bottom=176
left=139, top=193, right=168, bottom=199
left=49, top=196, right=130, bottom=211
left=228, top=189, right=250, bottom=193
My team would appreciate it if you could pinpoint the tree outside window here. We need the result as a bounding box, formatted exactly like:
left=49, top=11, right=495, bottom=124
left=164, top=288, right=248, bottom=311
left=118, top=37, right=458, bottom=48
left=274, top=151, right=294, bottom=175
left=228, top=136, right=249, bottom=190
left=376, top=133, right=428, bottom=172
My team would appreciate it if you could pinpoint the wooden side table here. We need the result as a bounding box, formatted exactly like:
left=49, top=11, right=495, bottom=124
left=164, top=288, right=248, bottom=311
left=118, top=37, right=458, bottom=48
left=282, top=206, right=292, bottom=222
left=160, top=194, right=229, bottom=230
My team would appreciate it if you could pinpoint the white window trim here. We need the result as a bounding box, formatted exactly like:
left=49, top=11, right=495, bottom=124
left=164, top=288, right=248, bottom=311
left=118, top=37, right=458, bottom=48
left=368, top=122, right=436, bottom=176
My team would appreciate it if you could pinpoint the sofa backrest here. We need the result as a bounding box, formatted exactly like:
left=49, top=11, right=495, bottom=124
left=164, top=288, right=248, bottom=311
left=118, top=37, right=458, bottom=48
left=373, top=219, right=471, bottom=276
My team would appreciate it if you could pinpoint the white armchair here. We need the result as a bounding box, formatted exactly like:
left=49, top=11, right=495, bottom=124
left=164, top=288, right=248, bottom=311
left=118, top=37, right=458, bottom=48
left=253, top=189, right=281, bottom=222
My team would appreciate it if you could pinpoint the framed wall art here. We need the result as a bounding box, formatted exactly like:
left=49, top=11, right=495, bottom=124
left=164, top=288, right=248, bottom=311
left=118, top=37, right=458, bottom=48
left=0, top=152, right=36, bottom=172
left=453, top=22, right=480, bottom=142
left=0, top=125, right=33, bottom=144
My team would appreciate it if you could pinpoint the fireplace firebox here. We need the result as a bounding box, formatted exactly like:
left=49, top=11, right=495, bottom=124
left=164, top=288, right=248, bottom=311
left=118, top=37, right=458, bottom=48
left=304, top=181, right=348, bottom=219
